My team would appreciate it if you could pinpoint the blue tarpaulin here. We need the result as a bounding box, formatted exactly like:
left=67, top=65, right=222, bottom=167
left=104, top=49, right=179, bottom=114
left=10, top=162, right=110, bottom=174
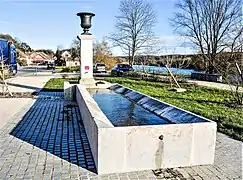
left=0, top=39, right=17, bottom=74
left=9, top=44, right=16, bottom=64
left=0, top=39, right=9, bottom=62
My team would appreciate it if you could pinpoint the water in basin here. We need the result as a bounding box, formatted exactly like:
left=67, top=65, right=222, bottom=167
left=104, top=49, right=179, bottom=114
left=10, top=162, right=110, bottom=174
left=88, top=89, right=171, bottom=127
left=110, top=85, right=207, bottom=124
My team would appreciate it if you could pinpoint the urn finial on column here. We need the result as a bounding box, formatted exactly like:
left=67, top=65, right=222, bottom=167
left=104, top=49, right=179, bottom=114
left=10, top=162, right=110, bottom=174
left=76, top=12, right=95, bottom=35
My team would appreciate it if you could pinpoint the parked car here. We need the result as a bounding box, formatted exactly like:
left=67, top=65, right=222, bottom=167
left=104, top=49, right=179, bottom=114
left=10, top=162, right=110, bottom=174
left=93, top=63, right=107, bottom=73
left=47, top=62, right=55, bottom=70
left=111, top=63, right=133, bottom=76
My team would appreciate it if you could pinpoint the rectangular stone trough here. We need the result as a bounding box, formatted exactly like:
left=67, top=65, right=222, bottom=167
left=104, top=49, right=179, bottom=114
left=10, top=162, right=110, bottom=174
left=65, top=82, right=217, bottom=174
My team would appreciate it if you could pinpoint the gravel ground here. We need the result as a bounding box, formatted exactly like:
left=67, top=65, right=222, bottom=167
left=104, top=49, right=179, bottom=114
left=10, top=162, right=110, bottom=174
left=0, top=92, right=37, bottom=98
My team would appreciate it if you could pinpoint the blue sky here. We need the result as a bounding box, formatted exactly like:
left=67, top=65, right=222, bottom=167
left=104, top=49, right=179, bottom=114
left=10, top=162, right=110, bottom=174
left=0, top=0, right=194, bottom=55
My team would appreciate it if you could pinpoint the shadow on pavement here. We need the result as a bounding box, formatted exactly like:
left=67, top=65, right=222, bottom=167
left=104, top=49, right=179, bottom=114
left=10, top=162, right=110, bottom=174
left=9, top=91, right=97, bottom=173
left=2, top=82, right=41, bottom=91
left=40, top=88, right=64, bottom=92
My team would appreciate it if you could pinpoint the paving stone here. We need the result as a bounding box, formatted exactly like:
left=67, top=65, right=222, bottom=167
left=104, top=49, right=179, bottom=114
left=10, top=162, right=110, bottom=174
left=183, top=167, right=198, bottom=176
left=89, top=177, right=98, bottom=180
left=0, top=172, right=6, bottom=179
left=0, top=92, right=241, bottom=180
left=137, top=175, right=147, bottom=179
left=23, top=175, right=34, bottom=180
left=15, top=177, right=25, bottom=180
left=193, top=176, right=203, bottom=180
left=119, top=177, right=130, bottom=180
left=81, top=176, right=89, bottom=180
left=176, top=168, right=191, bottom=179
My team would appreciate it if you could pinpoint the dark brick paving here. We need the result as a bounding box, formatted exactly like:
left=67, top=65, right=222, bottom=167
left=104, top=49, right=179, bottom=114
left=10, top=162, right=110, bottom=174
left=37, top=91, right=64, bottom=99
left=10, top=92, right=96, bottom=173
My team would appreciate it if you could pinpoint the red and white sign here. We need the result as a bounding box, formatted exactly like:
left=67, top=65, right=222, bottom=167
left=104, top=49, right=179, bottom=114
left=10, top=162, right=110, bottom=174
left=85, top=66, right=89, bottom=70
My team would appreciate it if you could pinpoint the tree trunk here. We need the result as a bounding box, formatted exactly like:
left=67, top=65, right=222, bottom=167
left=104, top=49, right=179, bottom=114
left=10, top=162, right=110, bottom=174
left=131, top=45, right=136, bottom=66
left=131, top=54, right=135, bottom=66
left=128, top=48, right=132, bottom=65
left=207, top=54, right=216, bottom=74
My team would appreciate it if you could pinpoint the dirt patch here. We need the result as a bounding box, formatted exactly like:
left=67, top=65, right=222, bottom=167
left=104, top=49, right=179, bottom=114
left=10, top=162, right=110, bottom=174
left=0, top=92, right=37, bottom=98
left=153, top=168, right=185, bottom=179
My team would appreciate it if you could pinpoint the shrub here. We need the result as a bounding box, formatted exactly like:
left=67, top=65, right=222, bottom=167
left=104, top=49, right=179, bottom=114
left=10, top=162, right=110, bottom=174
left=62, top=74, right=69, bottom=79
left=17, top=58, right=27, bottom=66
left=61, top=67, right=71, bottom=73
left=61, top=66, right=79, bottom=73
left=70, top=66, right=79, bottom=72
left=124, top=71, right=142, bottom=78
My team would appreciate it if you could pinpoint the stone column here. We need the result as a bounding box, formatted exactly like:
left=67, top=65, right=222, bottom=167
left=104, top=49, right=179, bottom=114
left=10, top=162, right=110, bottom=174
left=79, top=34, right=95, bottom=85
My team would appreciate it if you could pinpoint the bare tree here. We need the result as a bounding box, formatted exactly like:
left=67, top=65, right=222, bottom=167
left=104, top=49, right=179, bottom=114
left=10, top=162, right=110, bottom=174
left=216, top=28, right=243, bottom=106
left=93, top=39, right=118, bottom=69
left=110, top=0, right=157, bottom=65
left=171, top=0, right=242, bottom=74
left=55, top=45, right=64, bottom=66
left=70, top=38, right=80, bottom=59
left=93, top=39, right=112, bottom=60
left=137, top=45, right=157, bottom=76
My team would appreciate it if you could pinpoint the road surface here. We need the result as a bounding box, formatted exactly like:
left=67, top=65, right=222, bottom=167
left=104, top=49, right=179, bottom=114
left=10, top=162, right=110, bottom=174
left=16, top=65, right=53, bottom=77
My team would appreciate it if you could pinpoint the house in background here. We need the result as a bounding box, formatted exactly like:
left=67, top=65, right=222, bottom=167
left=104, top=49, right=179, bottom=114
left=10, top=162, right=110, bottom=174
left=61, top=50, right=80, bottom=67
left=29, top=52, right=48, bottom=64
left=70, top=57, right=80, bottom=66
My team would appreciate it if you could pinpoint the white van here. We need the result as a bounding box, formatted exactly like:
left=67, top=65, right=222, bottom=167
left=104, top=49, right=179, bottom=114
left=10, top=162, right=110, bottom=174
left=93, top=63, right=107, bottom=73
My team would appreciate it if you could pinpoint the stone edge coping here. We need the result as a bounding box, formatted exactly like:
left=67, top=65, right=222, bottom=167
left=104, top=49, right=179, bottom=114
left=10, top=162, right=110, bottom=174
left=76, top=84, right=114, bottom=129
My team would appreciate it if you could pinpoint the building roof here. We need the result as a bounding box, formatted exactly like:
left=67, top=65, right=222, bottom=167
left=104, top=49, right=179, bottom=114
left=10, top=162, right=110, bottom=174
left=30, top=52, right=48, bottom=59
left=30, top=52, right=48, bottom=61
left=61, top=51, right=71, bottom=57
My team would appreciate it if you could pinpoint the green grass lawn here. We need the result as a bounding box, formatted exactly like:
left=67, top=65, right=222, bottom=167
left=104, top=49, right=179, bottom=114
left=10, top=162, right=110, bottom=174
left=43, top=77, right=243, bottom=141
left=42, top=78, right=79, bottom=91
left=106, top=77, right=243, bottom=141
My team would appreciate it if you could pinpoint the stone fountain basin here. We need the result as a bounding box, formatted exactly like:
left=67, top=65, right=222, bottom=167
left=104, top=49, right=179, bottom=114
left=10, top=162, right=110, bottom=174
left=65, top=82, right=217, bottom=174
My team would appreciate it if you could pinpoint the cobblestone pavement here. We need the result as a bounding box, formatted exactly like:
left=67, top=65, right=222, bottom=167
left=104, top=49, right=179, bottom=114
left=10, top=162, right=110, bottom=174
left=0, top=98, right=32, bottom=129
left=0, top=92, right=242, bottom=180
